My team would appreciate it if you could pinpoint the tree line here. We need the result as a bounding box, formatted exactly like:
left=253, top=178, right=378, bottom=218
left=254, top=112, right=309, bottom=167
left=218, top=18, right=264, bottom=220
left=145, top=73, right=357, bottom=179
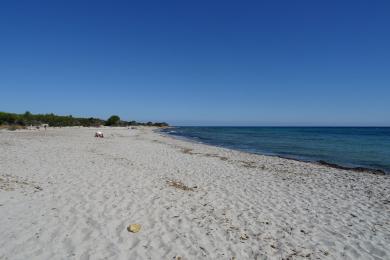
left=0, top=111, right=169, bottom=128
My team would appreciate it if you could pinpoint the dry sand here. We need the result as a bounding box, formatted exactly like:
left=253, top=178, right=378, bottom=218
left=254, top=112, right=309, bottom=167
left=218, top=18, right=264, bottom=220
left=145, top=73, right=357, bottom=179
left=0, top=127, right=389, bottom=259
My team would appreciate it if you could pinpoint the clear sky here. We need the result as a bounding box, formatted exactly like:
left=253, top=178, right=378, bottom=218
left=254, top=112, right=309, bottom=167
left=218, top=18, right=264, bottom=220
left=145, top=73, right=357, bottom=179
left=1, top=0, right=389, bottom=126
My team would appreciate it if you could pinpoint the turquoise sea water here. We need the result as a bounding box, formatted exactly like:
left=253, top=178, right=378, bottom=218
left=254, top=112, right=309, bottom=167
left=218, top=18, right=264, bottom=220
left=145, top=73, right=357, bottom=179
left=162, top=127, right=390, bottom=174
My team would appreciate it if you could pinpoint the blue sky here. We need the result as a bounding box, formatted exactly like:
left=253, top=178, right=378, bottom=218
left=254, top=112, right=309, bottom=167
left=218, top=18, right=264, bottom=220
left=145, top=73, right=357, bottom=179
left=1, top=0, right=389, bottom=126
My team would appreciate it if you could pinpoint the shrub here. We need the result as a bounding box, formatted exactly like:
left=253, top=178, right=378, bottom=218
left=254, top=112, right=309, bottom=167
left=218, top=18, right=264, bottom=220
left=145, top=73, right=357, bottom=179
left=105, top=115, right=120, bottom=126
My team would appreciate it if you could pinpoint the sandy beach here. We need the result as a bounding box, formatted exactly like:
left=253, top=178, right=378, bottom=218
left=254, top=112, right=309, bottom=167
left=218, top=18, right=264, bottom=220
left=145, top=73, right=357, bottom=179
left=0, top=127, right=389, bottom=260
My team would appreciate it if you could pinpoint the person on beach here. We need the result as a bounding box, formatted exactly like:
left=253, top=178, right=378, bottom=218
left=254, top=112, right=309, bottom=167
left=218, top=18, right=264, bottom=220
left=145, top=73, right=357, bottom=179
left=95, top=131, right=104, bottom=138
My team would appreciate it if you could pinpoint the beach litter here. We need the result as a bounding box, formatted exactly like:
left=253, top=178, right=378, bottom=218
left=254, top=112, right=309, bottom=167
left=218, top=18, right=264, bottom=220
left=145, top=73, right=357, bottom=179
left=127, top=224, right=141, bottom=233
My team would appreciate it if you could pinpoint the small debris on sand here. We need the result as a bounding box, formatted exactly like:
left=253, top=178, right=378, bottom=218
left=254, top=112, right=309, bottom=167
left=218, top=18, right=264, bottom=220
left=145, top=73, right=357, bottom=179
left=240, top=233, right=249, bottom=240
left=167, top=180, right=195, bottom=191
left=181, top=148, right=194, bottom=154
left=127, top=224, right=141, bottom=233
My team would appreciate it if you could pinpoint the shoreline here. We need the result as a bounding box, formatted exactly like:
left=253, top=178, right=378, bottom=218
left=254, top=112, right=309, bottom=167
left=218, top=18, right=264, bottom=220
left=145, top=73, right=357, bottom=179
left=159, top=129, right=388, bottom=176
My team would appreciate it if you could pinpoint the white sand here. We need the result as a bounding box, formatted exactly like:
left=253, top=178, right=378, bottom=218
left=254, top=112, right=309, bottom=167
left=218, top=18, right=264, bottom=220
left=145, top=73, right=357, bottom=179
left=0, top=127, right=389, bottom=260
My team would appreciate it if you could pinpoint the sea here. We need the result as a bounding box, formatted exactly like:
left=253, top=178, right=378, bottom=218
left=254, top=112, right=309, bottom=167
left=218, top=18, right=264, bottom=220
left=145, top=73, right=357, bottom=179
left=161, top=127, right=390, bottom=174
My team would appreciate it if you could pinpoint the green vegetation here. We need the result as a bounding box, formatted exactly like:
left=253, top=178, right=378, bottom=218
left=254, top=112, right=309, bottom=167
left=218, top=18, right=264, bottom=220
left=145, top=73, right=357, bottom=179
left=105, top=115, right=121, bottom=126
left=0, top=111, right=169, bottom=128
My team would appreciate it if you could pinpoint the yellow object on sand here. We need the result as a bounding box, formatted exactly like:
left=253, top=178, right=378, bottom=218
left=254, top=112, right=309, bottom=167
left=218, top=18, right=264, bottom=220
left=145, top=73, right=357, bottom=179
left=127, top=224, right=141, bottom=233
